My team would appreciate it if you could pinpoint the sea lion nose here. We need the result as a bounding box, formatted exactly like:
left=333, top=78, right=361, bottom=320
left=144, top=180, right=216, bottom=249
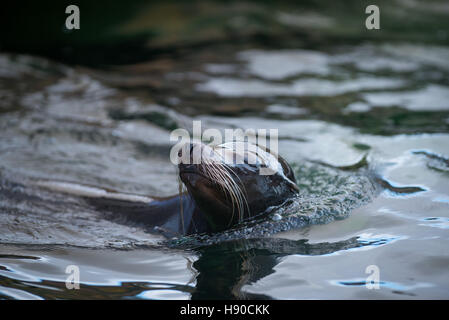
left=178, top=143, right=193, bottom=158
left=178, top=142, right=202, bottom=164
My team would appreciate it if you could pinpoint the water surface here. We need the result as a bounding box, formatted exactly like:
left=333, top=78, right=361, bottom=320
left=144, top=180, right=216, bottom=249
left=1, top=3, right=449, bottom=299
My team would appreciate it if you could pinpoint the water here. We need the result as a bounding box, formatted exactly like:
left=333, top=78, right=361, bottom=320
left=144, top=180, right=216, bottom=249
left=1, top=19, right=449, bottom=299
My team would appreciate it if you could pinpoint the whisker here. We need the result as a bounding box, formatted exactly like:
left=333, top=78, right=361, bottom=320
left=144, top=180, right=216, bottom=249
left=178, top=176, right=185, bottom=234
left=207, top=146, right=250, bottom=224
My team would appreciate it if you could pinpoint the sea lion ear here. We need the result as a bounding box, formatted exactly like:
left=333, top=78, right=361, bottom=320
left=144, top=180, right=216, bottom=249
left=278, top=155, right=297, bottom=185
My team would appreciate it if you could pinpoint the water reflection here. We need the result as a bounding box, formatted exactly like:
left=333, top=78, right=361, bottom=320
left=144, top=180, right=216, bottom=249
left=191, top=236, right=391, bottom=299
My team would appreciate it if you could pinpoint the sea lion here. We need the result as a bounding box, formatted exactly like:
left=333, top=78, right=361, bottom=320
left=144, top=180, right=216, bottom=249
left=177, top=141, right=298, bottom=232
left=82, top=141, right=299, bottom=237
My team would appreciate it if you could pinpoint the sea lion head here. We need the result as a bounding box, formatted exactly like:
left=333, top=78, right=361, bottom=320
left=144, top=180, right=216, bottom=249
left=178, top=141, right=298, bottom=232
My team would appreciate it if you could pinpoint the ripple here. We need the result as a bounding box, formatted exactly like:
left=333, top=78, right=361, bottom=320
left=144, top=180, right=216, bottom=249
left=0, top=285, right=44, bottom=300
left=363, top=85, right=449, bottom=111
left=330, top=279, right=433, bottom=291
left=137, top=289, right=191, bottom=300
left=196, top=77, right=406, bottom=98
left=356, top=234, right=403, bottom=247
left=419, top=217, right=449, bottom=229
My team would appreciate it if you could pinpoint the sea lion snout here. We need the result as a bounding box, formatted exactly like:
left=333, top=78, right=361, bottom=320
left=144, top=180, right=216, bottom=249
left=177, top=142, right=217, bottom=166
